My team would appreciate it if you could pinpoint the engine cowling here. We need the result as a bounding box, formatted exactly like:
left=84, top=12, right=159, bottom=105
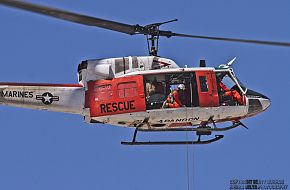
left=77, top=56, right=179, bottom=87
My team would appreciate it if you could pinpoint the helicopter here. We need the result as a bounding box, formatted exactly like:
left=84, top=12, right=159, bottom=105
left=0, top=0, right=285, bottom=145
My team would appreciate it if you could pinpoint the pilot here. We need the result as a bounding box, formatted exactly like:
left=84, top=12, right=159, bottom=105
left=218, top=81, right=243, bottom=105
left=163, top=84, right=186, bottom=108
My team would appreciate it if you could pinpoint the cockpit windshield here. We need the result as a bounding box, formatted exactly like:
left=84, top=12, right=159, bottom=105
left=218, top=73, right=236, bottom=90
left=216, top=70, right=246, bottom=93
left=215, top=70, right=245, bottom=106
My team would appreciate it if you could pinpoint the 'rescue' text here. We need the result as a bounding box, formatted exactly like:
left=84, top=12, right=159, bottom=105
left=100, top=100, right=136, bottom=113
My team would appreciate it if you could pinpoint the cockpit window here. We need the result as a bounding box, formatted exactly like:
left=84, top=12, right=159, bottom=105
left=216, top=71, right=244, bottom=106
left=218, top=73, right=236, bottom=90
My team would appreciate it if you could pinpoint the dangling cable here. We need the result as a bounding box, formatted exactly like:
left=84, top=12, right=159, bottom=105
left=191, top=132, right=195, bottom=190
left=185, top=130, right=190, bottom=190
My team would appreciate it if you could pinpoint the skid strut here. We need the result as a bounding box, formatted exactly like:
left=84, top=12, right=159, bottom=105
left=132, top=127, right=138, bottom=143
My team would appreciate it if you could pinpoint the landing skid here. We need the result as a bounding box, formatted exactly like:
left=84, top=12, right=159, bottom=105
left=121, top=120, right=246, bottom=146
left=121, top=135, right=224, bottom=145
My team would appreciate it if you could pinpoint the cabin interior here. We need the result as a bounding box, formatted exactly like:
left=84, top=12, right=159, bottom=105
left=143, top=71, right=244, bottom=110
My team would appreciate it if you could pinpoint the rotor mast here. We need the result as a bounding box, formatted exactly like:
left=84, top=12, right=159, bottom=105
left=143, top=19, right=178, bottom=56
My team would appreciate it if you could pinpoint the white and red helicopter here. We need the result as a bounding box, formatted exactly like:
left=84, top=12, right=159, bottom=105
left=1, top=0, right=286, bottom=145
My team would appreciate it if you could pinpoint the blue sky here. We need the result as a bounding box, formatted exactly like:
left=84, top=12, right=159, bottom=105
left=0, top=0, right=289, bottom=189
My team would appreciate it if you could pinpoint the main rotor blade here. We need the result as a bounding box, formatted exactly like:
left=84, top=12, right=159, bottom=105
left=1, top=0, right=289, bottom=48
left=0, top=0, right=137, bottom=35
left=171, top=33, right=290, bottom=47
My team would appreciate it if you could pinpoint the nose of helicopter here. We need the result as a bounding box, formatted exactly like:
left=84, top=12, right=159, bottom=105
left=260, top=97, right=271, bottom=111
left=246, top=89, right=270, bottom=115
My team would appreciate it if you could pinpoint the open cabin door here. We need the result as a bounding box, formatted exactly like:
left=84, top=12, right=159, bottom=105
left=196, top=70, right=219, bottom=107
left=86, top=75, right=146, bottom=117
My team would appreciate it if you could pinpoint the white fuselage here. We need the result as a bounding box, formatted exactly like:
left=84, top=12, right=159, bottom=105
left=0, top=56, right=270, bottom=129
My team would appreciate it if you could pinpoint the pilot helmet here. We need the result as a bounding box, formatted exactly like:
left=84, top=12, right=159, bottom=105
left=178, top=84, right=186, bottom=90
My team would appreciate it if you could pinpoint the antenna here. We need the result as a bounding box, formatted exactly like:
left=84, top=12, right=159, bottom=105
left=219, top=57, right=237, bottom=68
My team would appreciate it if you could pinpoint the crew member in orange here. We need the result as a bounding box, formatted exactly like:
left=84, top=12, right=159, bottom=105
left=218, top=82, right=243, bottom=105
left=163, top=84, right=186, bottom=108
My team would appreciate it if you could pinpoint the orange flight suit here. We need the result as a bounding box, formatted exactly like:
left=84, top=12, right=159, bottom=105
left=166, top=90, right=184, bottom=108
left=219, top=83, right=243, bottom=105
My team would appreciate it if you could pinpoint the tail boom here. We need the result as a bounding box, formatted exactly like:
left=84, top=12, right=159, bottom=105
left=0, top=82, right=85, bottom=115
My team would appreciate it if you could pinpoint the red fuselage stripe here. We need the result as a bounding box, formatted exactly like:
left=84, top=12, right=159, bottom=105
left=0, top=82, right=83, bottom=87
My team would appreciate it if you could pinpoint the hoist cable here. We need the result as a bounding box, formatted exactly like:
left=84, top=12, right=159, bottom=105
left=191, top=133, right=195, bottom=190
left=185, top=131, right=190, bottom=190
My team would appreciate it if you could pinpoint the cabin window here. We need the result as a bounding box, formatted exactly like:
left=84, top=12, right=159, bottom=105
left=199, top=76, right=208, bottom=92
left=94, top=84, right=113, bottom=101
left=117, top=82, right=138, bottom=98
left=78, top=71, right=82, bottom=82
left=132, top=56, right=138, bottom=68
left=115, top=59, right=123, bottom=73
left=144, top=72, right=196, bottom=110
left=124, top=58, right=129, bottom=70
left=115, top=58, right=129, bottom=73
